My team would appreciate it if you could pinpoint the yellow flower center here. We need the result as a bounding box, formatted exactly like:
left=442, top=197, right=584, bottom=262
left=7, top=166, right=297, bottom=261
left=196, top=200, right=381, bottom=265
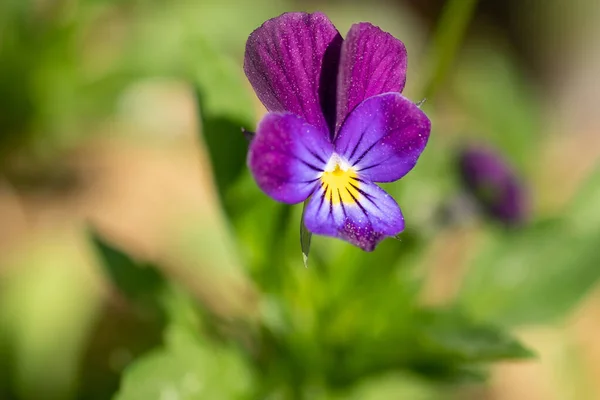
left=321, top=158, right=360, bottom=205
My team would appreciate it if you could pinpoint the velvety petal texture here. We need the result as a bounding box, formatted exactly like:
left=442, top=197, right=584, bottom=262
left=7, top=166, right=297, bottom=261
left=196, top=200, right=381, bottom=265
left=334, top=93, right=430, bottom=183
left=248, top=113, right=333, bottom=204
left=244, top=12, right=342, bottom=134
left=244, top=13, right=431, bottom=252
left=335, top=23, right=408, bottom=134
left=304, top=177, right=405, bottom=251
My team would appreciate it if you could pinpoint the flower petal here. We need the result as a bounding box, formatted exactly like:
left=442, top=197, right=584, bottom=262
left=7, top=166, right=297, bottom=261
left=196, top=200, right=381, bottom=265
left=335, top=23, right=408, bottom=134
left=303, top=177, right=404, bottom=251
left=334, top=92, right=430, bottom=183
left=244, top=12, right=343, bottom=135
left=248, top=112, right=333, bottom=204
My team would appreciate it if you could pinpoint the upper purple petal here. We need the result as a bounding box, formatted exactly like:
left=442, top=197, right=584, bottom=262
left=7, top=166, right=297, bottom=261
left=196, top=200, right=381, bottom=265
left=334, top=93, right=430, bottom=183
left=334, top=23, right=408, bottom=135
left=244, top=12, right=343, bottom=135
left=303, top=177, right=405, bottom=251
left=247, top=112, right=333, bottom=204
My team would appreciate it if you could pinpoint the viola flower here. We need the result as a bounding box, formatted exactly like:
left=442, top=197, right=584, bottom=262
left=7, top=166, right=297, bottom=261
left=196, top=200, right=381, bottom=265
left=244, top=12, right=431, bottom=251
left=458, top=144, right=528, bottom=226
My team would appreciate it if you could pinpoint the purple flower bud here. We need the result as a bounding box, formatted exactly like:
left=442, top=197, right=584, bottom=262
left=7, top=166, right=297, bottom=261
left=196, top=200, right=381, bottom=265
left=458, top=145, right=528, bottom=226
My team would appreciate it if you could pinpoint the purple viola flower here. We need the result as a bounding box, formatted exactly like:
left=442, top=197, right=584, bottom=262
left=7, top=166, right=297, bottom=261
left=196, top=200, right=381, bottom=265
left=244, top=12, right=431, bottom=251
left=458, top=144, right=528, bottom=226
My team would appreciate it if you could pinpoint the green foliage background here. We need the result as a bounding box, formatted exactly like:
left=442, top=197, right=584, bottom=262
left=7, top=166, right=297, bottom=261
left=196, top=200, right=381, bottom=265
left=1, top=0, right=599, bottom=399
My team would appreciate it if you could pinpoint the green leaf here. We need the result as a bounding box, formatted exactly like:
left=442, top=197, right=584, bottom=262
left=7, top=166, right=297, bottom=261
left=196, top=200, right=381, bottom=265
left=320, top=304, right=530, bottom=386
left=89, top=229, right=166, bottom=305
left=193, top=41, right=255, bottom=217
left=121, top=7, right=256, bottom=217
left=339, top=373, right=441, bottom=400
left=0, top=235, right=102, bottom=400
left=416, top=309, right=534, bottom=362
left=114, top=326, right=253, bottom=400
left=196, top=92, right=250, bottom=216
left=458, top=217, right=600, bottom=326
left=566, top=163, right=600, bottom=235
left=420, top=0, right=479, bottom=99
left=453, top=43, right=541, bottom=170
left=459, top=165, right=600, bottom=326
left=393, top=309, right=532, bottom=384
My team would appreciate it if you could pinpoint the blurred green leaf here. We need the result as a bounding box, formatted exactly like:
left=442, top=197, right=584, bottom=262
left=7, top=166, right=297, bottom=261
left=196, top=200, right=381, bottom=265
left=453, top=42, right=541, bottom=170
left=196, top=95, right=251, bottom=216
left=339, top=373, right=441, bottom=400
left=84, top=231, right=218, bottom=400
left=90, top=229, right=166, bottom=305
left=566, top=163, right=600, bottom=235
left=317, top=301, right=531, bottom=387
left=182, top=0, right=287, bottom=53
left=421, top=0, right=479, bottom=99
left=122, top=3, right=255, bottom=216
left=0, top=0, right=134, bottom=161
left=459, top=166, right=600, bottom=326
left=114, top=325, right=253, bottom=400
left=0, top=235, right=102, bottom=400
left=458, top=217, right=600, bottom=326
left=227, top=171, right=298, bottom=289
left=417, top=309, right=534, bottom=362
left=397, top=309, right=532, bottom=384
left=193, top=42, right=255, bottom=217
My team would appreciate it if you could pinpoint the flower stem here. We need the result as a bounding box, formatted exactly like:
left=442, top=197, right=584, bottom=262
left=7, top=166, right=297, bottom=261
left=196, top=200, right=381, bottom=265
left=421, top=0, right=479, bottom=100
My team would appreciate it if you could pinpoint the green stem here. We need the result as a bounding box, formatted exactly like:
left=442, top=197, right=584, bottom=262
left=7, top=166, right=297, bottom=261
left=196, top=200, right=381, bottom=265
left=261, top=203, right=293, bottom=289
left=421, top=0, right=479, bottom=100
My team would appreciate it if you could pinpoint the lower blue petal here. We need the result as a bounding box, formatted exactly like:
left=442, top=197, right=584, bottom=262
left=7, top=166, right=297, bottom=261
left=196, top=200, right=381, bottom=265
left=303, top=177, right=404, bottom=251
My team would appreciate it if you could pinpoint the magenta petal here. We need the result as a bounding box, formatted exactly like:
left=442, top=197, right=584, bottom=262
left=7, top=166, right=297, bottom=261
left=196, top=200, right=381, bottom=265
left=248, top=113, right=333, bottom=204
left=303, top=178, right=404, bottom=251
left=334, top=93, right=430, bottom=183
left=244, top=12, right=343, bottom=135
left=335, top=23, right=408, bottom=135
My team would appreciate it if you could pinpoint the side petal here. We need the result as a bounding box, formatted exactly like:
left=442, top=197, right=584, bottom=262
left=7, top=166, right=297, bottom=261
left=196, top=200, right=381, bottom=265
left=335, top=23, right=408, bottom=134
left=334, top=93, right=430, bottom=183
left=244, top=12, right=343, bottom=135
left=303, top=178, right=404, bottom=251
left=248, top=113, right=333, bottom=204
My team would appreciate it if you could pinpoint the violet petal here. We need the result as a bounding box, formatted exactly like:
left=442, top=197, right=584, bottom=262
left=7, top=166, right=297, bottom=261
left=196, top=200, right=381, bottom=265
left=334, top=92, right=430, bottom=183
left=244, top=12, right=342, bottom=135
left=335, top=23, right=408, bottom=135
left=248, top=112, right=333, bottom=204
left=303, top=177, right=405, bottom=251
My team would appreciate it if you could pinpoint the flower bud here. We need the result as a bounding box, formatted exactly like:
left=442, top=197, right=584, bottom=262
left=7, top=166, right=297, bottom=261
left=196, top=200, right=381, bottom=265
left=458, top=145, right=528, bottom=226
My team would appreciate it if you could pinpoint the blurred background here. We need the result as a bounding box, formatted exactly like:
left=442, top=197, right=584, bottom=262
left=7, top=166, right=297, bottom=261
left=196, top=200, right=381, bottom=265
left=1, top=0, right=600, bottom=399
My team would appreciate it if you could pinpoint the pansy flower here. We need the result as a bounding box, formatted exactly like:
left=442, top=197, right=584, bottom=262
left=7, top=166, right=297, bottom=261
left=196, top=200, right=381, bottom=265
left=244, top=12, right=431, bottom=251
